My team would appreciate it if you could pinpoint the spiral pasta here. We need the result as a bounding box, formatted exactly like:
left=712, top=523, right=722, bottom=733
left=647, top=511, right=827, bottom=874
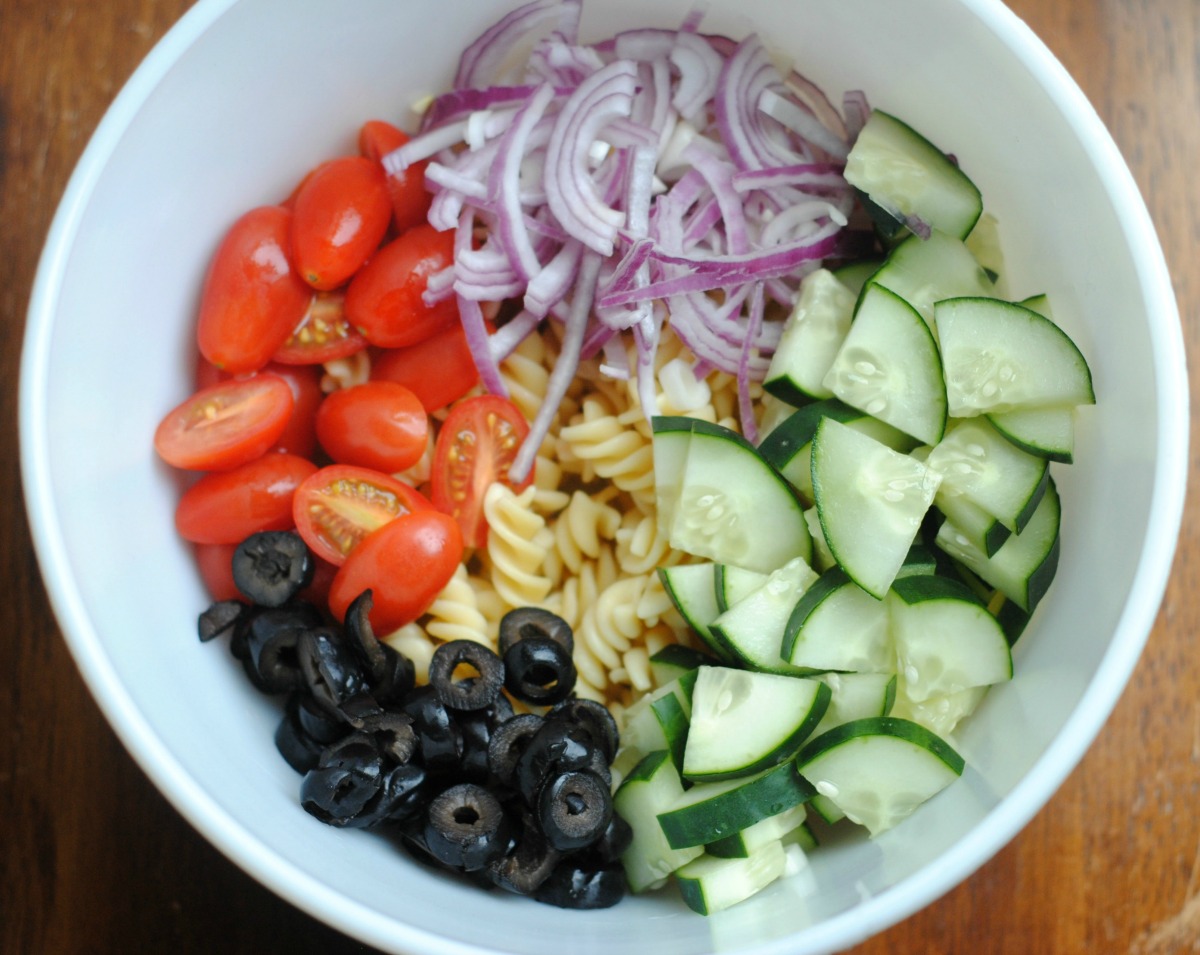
left=424, top=564, right=492, bottom=648
left=482, top=482, right=555, bottom=610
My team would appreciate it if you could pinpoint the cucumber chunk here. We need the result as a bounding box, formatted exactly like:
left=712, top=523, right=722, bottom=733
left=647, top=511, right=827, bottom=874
left=713, top=563, right=769, bottom=613
left=830, top=257, right=883, bottom=297
left=615, top=751, right=705, bottom=892
left=934, top=491, right=1011, bottom=557
left=682, top=667, right=830, bottom=781
left=935, top=297, right=1096, bottom=416
left=823, top=284, right=947, bottom=445
left=810, top=671, right=897, bottom=739
left=657, top=563, right=727, bottom=658
left=652, top=416, right=696, bottom=534
left=844, top=109, right=983, bottom=240
left=676, top=843, right=788, bottom=915
left=865, top=230, right=995, bottom=332
left=812, top=418, right=942, bottom=599
left=781, top=567, right=893, bottom=673
left=666, top=420, right=812, bottom=573
left=888, top=575, right=1013, bottom=702
left=987, top=406, right=1075, bottom=464
left=889, top=679, right=989, bottom=739
left=705, top=803, right=809, bottom=858
left=709, top=557, right=819, bottom=673
left=764, top=268, right=857, bottom=404
left=650, top=644, right=721, bottom=687
left=796, top=717, right=965, bottom=836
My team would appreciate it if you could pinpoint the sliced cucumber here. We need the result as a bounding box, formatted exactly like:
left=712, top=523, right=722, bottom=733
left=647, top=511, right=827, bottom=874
left=675, top=843, right=788, bottom=916
left=865, top=230, right=995, bottom=331
left=650, top=644, right=721, bottom=688
left=804, top=506, right=835, bottom=572
left=781, top=567, right=893, bottom=673
left=897, top=541, right=938, bottom=578
left=613, top=674, right=696, bottom=779
left=615, top=751, right=705, bottom=892
left=925, top=417, right=1049, bottom=534
left=682, top=667, right=830, bottom=781
left=987, top=406, right=1075, bottom=464
left=652, top=416, right=696, bottom=534
left=935, top=297, right=1096, bottom=416
left=888, top=575, right=1012, bottom=702
left=889, top=680, right=989, bottom=739
left=714, top=563, right=769, bottom=614
left=934, top=491, right=1010, bottom=557
left=705, top=803, right=809, bottom=858
left=965, top=211, right=1005, bottom=287
left=811, top=418, right=942, bottom=599
left=934, top=478, right=1061, bottom=613
left=823, top=284, right=947, bottom=445
left=709, top=557, right=819, bottom=673
left=657, top=760, right=817, bottom=849
left=764, top=268, right=857, bottom=404
left=759, top=398, right=916, bottom=504
left=831, top=257, right=883, bottom=297
left=796, top=717, right=965, bottom=836
left=811, top=671, right=897, bottom=738
left=844, top=109, right=983, bottom=240
left=657, top=563, right=727, bottom=659
left=668, top=420, right=812, bottom=573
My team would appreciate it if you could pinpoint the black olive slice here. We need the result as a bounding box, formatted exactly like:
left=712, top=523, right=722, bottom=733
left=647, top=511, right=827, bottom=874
left=498, top=607, right=574, bottom=656
left=486, top=713, right=545, bottom=788
left=486, top=820, right=562, bottom=896
left=547, top=698, right=620, bottom=761
left=299, top=733, right=383, bottom=828
left=275, top=694, right=328, bottom=774
left=297, top=627, right=370, bottom=717
left=514, top=720, right=596, bottom=805
left=242, top=618, right=307, bottom=694
left=503, top=635, right=576, bottom=706
left=423, top=783, right=514, bottom=871
left=591, top=812, right=634, bottom=863
left=198, top=600, right=246, bottom=642
left=537, top=770, right=613, bottom=852
left=357, top=710, right=418, bottom=765
left=533, top=855, right=626, bottom=909
left=344, top=590, right=386, bottom=674
left=354, top=762, right=429, bottom=828
left=401, top=685, right=464, bottom=772
left=428, top=640, right=505, bottom=711
left=231, top=531, right=313, bottom=607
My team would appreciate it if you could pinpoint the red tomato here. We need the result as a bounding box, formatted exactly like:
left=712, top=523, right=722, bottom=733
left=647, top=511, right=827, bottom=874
left=296, top=554, right=338, bottom=611
left=328, top=510, right=463, bottom=632
left=290, top=156, right=392, bottom=291
left=430, top=395, right=533, bottom=549
left=189, top=360, right=322, bottom=459
left=271, top=290, right=368, bottom=365
left=315, top=381, right=429, bottom=473
left=194, top=542, right=240, bottom=602
left=196, top=206, right=312, bottom=374
left=344, top=224, right=458, bottom=349
left=175, top=453, right=317, bottom=544
left=370, top=321, right=481, bottom=412
left=292, top=464, right=433, bottom=567
left=154, top=375, right=294, bottom=472
left=359, top=120, right=433, bottom=234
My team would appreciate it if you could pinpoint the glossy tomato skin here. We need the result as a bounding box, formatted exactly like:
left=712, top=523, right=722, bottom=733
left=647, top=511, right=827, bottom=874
left=315, top=381, right=429, bottom=473
left=292, top=464, right=433, bottom=567
left=290, top=156, right=392, bottom=291
left=359, top=120, right=432, bottom=234
left=154, top=374, right=294, bottom=471
left=431, top=395, right=533, bottom=549
left=344, top=224, right=459, bottom=349
left=271, top=290, right=368, bottom=365
left=194, top=542, right=241, bottom=602
left=327, top=510, right=463, bottom=632
left=197, top=205, right=312, bottom=375
left=175, top=453, right=318, bottom=544
left=189, top=361, right=322, bottom=460
left=370, top=321, right=480, bottom=413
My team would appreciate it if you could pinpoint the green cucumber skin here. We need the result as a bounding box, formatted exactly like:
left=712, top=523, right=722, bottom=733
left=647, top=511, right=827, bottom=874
left=796, top=716, right=966, bottom=777
left=780, top=566, right=852, bottom=660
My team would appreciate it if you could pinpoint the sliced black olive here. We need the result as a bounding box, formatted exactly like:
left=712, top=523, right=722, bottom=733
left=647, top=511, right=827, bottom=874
left=342, top=593, right=416, bottom=704
left=297, top=627, right=371, bottom=718
left=295, top=692, right=347, bottom=746
left=428, top=640, right=505, bottom=711
left=537, top=770, right=613, bottom=851
left=231, top=531, right=313, bottom=607
left=357, top=710, right=418, bottom=765
left=498, top=607, right=574, bottom=656
left=369, top=642, right=416, bottom=706
left=514, top=720, right=596, bottom=806
left=591, top=811, right=634, bottom=863
left=300, top=733, right=384, bottom=828
left=503, top=635, right=576, bottom=706
left=275, top=694, right=329, bottom=774
left=486, top=817, right=562, bottom=896
left=198, top=600, right=246, bottom=642
left=401, top=685, right=464, bottom=773
left=423, top=783, right=514, bottom=871
left=486, top=713, right=545, bottom=788
left=241, top=611, right=311, bottom=694
left=353, top=762, right=429, bottom=828
left=547, top=698, right=620, bottom=762
left=533, top=855, right=626, bottom=909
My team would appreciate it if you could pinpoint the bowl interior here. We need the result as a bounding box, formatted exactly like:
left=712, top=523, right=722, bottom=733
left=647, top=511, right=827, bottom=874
left=21, top=0, right=1185, bottom=953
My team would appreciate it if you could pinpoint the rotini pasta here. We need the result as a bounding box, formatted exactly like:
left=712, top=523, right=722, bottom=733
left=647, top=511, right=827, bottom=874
left=424, top=564, right=492, bottom=648
left=481, top=482, right=555, bottom=610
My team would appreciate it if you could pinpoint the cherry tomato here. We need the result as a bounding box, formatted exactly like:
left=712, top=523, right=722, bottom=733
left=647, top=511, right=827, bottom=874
left=271, top=290, right=368, bottom=365
left=315, top=381, right=429, bottom=473
left=370, top=321, right=481, bottom=412
left=154, top=375, right=294, bottom=472
left=328, top=510, right=463, bottom=632
left=290, top=156, right=392, bottom=291
left=190, top=361, right=322, bottom=459
left=196, top=205, right=312, bottom=374
left=175, top=453, right=317, bottom=544
left=194, top=542, right=240, bottom=602
left=344, top=224, right=459, bottom=349
left=296, top=554, right=338, bottom=612
left=292, top=464, right=433, bottom=567
left=359, top=120, right=433, bottom=234
left=430, top=395, right=533, bottom=549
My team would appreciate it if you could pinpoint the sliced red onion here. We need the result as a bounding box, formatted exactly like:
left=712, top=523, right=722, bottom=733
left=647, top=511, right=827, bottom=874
left=458, top=294, right=508, bottom=398
left=524, top=239, right=583, bottom=317
left=670, top=32, right=723, bottom=122
left=843, top=90, right=871, bottom=141
left=738, top=282, right=765, bottom=442
left=453, top=0, right=581, bottom=91
left=784, top=69, right=849, bottom=144
left=730, top=162, right=846, bottom=193
left=757, top=87, right=849, bottom=161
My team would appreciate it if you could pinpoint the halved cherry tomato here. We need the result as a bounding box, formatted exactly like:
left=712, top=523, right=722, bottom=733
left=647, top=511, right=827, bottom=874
left=175, top=453, right=317, bottom=544
left=328, top=509, right=463, bottom=632
left=194, top=542, right=240, bottom=602
left=430, top=395, right=533, bottom=549
left=190, top=361, right=322, bottom=459
left=271, top=290, right=368, bottom=365
left=344, top=224, right=459, bottom=349
left=197, top=205, right=312, bottom=374
left=370, top=321, right=481, bottom=412
left=315, top=381, right=428, bottom=473
left=359, top=120, right=433, bottom=234
left=154, top=375, right=294, bottom=471
left=296, top=554, right=338, bottom=612
left=290, top=156, right=392, bottom=291
left=292, top=464, right=433, bottom=567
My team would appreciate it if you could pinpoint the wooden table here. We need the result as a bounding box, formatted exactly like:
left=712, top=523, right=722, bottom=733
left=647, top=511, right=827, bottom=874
left=2, top=1, right=1196, bottom=952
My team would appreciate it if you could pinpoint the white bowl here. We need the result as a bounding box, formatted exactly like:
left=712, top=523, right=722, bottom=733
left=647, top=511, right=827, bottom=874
left=20, top=0, right=1188, bottom=953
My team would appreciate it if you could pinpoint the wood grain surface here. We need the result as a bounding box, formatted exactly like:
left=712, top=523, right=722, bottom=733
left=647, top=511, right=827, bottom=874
left=1, top=1, right=1196, bottom=952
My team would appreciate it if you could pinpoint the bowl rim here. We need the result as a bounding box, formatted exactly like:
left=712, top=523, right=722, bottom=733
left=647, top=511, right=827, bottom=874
left=18, top=0, right=1189, bottom=952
